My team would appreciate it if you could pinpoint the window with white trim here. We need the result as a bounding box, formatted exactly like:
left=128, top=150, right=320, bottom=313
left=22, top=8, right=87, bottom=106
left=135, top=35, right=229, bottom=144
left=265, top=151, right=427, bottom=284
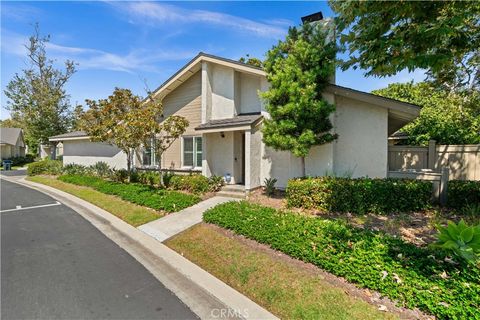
left=183, top=136, right=202, bottom=168
left=142, top=139, right=159, bottom=166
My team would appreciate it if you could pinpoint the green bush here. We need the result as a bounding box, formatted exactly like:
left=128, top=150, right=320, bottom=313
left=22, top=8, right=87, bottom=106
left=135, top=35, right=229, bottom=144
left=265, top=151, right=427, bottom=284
left=62, top=164, right=88, bottom=175
left=170, top=174, right=210, bottom=193
left=138, top=171, right=160, bottom=187
left=27, top=159, right=62, bottom=176
left=448, top=180, right=480, bottom=210
left=89, top=161, right=111, bottom=178
left=58, top=175, right=200, bottom=212
left=111, top=169, right=129, bottom=183
left=208, top=175, right=225, bottom=192
left=1, top=155, right=35, bottom=167
left=204, top=201, right=479, bottom=319
left=286, top=177, right=432, bottom=214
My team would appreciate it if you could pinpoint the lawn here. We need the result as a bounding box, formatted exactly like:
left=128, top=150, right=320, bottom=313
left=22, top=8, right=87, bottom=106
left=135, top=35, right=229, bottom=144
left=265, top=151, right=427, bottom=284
left=166, top=223, right=399, bottom=320
left=27, top=176, right=163, bottom=226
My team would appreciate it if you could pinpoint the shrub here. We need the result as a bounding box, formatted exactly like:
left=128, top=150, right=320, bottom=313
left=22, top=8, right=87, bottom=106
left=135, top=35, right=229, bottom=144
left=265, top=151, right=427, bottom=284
left=433, top=220, right=480, bottom=264
left=58, top=175, right=200, bottom=212
left=447, top=180, right=480, bottom=210
left=264, top=177, right=277, bottom=196
left=1, top=155, right=35, bottom=167
left=286, top=177, right=432, bottom=214
left=62, top=164, right=88, bottom=175
left=208, top=175, right=225, bottom=192
left=204, top=201, right=479, bottom=319
left=170, top=174, right=210, bottom=193
left=89, top=161, right=111, bottom=178
left=27, top=159, right=62, bottom=176
left=111, top=169, right=129, bottom=183
left=162, top=171, right=175, bottom=188
left=138, top=171, right=160, bottom=187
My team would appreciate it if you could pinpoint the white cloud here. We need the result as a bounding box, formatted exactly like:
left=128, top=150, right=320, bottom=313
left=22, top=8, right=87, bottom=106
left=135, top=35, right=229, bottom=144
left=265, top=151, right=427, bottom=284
left=1, top=29, right=197, bottom=74
left=1, top=3, right=42, bottom=22
left=109, top=1, right=287, bottom=38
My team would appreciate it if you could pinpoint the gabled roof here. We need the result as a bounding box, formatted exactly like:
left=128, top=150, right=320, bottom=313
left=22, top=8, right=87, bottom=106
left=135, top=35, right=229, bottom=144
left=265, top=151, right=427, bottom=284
left=49, top=131, right=89, bottom=142
left=149, top=52, right=265, bottom=100
left=0, top=128, right=23, bottom=145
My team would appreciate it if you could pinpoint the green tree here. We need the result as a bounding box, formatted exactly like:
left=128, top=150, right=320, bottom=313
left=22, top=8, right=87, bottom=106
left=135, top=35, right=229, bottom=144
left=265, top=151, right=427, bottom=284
left=373, top=82, right=480, bottom=145
left=238, top=54, right=263, bottom=68
left=82, top=88, right=189, bottom=183
left=4, top=24, right=76, bottom=154
left=261, top=22, right=337, bottom=176
left=330, top=1, right=480, bottom=92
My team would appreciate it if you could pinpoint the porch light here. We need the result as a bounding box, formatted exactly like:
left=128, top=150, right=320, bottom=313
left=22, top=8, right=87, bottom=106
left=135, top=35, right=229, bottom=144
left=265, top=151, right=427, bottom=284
left=220, top=132, right=225, bottom=138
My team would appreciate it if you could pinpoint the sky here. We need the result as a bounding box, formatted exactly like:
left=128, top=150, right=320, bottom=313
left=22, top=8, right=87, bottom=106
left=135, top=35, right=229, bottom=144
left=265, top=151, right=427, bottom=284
left=1, top=1, right=426, bottom=120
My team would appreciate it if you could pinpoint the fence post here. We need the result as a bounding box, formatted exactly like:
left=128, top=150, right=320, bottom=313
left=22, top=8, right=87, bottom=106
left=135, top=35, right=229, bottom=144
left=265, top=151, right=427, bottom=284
left=428, top=140, right=436, bottom=170
left=439, top=167, right=449, bottom=206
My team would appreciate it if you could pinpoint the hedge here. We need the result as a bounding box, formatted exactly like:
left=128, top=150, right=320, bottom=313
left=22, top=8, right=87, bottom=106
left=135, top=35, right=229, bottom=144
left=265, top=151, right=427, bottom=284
left=58, top=175, right=200, bottom=212
left=447, top=180, right=480, bottom=210
left=169, top=174, right=224, bottom=193
left=27, top=159, right=62, bottom=176
left=286, top=177, right=432, bottom=214
left=204, top=201, right=479, bottom=319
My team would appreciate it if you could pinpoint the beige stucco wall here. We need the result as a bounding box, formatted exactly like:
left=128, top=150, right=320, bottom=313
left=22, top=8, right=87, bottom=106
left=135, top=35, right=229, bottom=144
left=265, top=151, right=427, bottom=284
left=333, top=96, right=388, bottom=178
left=63, top=140, right=127, bottom=169
left=211, top=64, right=235, bottom=120
left=238, top=73, right=262, bottom=114
left=246, top=126, right=262, bottom=189
left=159, top=71, right=202, bottom=169
left=1, top=145, right=12, bottom=159
left=205, top=131, right=238, bottom=183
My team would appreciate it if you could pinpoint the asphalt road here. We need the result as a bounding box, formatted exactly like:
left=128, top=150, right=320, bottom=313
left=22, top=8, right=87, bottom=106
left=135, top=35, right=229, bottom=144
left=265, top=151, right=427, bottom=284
left=1, top=179, right=197, bottom=320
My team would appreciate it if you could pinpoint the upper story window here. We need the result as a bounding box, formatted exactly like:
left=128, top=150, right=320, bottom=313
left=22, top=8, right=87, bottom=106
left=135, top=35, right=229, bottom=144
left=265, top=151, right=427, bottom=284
left=183, top=136, right=202, bottom=168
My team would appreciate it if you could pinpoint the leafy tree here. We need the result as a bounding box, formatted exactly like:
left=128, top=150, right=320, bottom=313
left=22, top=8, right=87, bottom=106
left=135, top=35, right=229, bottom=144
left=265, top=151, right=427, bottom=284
left=4, top=24, right=76, bottom=154
left=261, top=22, right=337, bottom=176
left=0, top=118, right=23, bottom=128
left=71, top=105, right=85, bottom=131
left=238, top=54, right=263, bottom=68
left=373, top=82, right=480, bottom=145
left=81, top=88, right=189, bottom=183
left=330, top=1, right=480, bottom=92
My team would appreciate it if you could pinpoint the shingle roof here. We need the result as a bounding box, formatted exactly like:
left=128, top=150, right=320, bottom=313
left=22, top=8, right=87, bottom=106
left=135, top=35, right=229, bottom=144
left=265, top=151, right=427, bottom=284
left=49, top=131, right=88, bottom=140
left=0, top=128, right=22, bottom=145
left=195, top=114, right=263, bottom=131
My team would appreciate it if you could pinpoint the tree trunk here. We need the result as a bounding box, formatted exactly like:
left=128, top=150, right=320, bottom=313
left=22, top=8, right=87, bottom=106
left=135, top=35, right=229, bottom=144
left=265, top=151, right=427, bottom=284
left=158, top=151, right=164, bottom=188
left=126, top=151, right=132, bottom=181
left=301, top=156, right=306, bottom=177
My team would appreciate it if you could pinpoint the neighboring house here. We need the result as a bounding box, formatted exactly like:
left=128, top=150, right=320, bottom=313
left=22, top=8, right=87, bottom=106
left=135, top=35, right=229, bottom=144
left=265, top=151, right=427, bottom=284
left=52, top=52, right=420, bottom=189
left=39, top=142, right=64, bottom=159
left=49, top=131, right=127, bottom=169
left=0, top=128, right=26, bottom=160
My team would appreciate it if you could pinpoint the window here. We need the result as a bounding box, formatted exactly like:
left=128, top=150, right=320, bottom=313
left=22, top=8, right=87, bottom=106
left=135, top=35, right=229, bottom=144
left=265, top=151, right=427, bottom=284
left=183, top=136, right=202, bottom=168
left=142, top=139, right=159, bottom=166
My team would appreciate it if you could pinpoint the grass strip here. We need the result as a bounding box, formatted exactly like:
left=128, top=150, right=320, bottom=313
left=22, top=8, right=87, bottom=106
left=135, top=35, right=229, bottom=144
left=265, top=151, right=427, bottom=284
left=58, top=174, right=201, bottom=212
left=27, top=176, right=162, bottom=226
left=166, top=223, right=397, bottom=320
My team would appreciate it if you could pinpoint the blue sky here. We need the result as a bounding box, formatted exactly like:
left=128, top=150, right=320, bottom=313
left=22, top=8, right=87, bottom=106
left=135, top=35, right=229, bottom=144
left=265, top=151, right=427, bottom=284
left=1, top=1, right=425, bottom=120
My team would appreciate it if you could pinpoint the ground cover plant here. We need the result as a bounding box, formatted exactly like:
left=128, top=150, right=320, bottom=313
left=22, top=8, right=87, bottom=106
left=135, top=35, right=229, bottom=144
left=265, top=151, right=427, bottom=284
left=27, top=176, right=161, bottom=226
left=203, top=201, right=480, bottom=319
left=58, top=175, right=200, bottom=212
left=166, top=223, right=399, bottom=320
left=286, top=177, right=432, bottom=214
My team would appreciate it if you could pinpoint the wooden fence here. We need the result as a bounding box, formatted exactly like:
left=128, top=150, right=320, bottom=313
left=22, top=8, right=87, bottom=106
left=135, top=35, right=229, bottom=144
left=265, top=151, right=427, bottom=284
left=388, top=140, right=480, bottom=181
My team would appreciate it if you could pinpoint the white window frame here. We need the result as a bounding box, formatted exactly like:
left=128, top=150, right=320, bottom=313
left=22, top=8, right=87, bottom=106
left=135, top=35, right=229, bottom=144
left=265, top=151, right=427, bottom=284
left=181, top=136, right=202, bottom=169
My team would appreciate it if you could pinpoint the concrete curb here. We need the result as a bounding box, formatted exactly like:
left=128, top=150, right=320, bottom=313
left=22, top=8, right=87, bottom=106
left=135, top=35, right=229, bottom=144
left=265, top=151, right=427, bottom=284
left=4, top=176, right=278, bottom=320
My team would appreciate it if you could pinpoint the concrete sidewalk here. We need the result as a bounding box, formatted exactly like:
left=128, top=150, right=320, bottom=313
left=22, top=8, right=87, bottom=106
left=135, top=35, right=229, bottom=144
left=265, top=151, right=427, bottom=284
left=5, top=176, right=277, bottom=320
left=139, top=196, right=238, bottom=242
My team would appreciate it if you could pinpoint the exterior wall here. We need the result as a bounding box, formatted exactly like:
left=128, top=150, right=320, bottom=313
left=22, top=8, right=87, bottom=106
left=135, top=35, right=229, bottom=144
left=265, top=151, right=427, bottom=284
left=210, top=64, right=235, bottom=120
left=247, top=126, right=262, bottom=189
left=238, top=73, right=262, bottom=114
left=160, top=71, right=202, bottom=169
left=333, top=96, right=388, bottom=178
left=233, top=131, right=244, bottom=183
left=205, top=131, right=237, bottom=183
left=0, top=145, right=12, bottom=159
left=62, top=140, right=127, bottom=169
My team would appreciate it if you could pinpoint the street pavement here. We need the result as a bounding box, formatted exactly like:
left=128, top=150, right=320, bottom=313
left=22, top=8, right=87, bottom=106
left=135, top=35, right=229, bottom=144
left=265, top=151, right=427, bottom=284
left=1, top=178, right=197, bottom=319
